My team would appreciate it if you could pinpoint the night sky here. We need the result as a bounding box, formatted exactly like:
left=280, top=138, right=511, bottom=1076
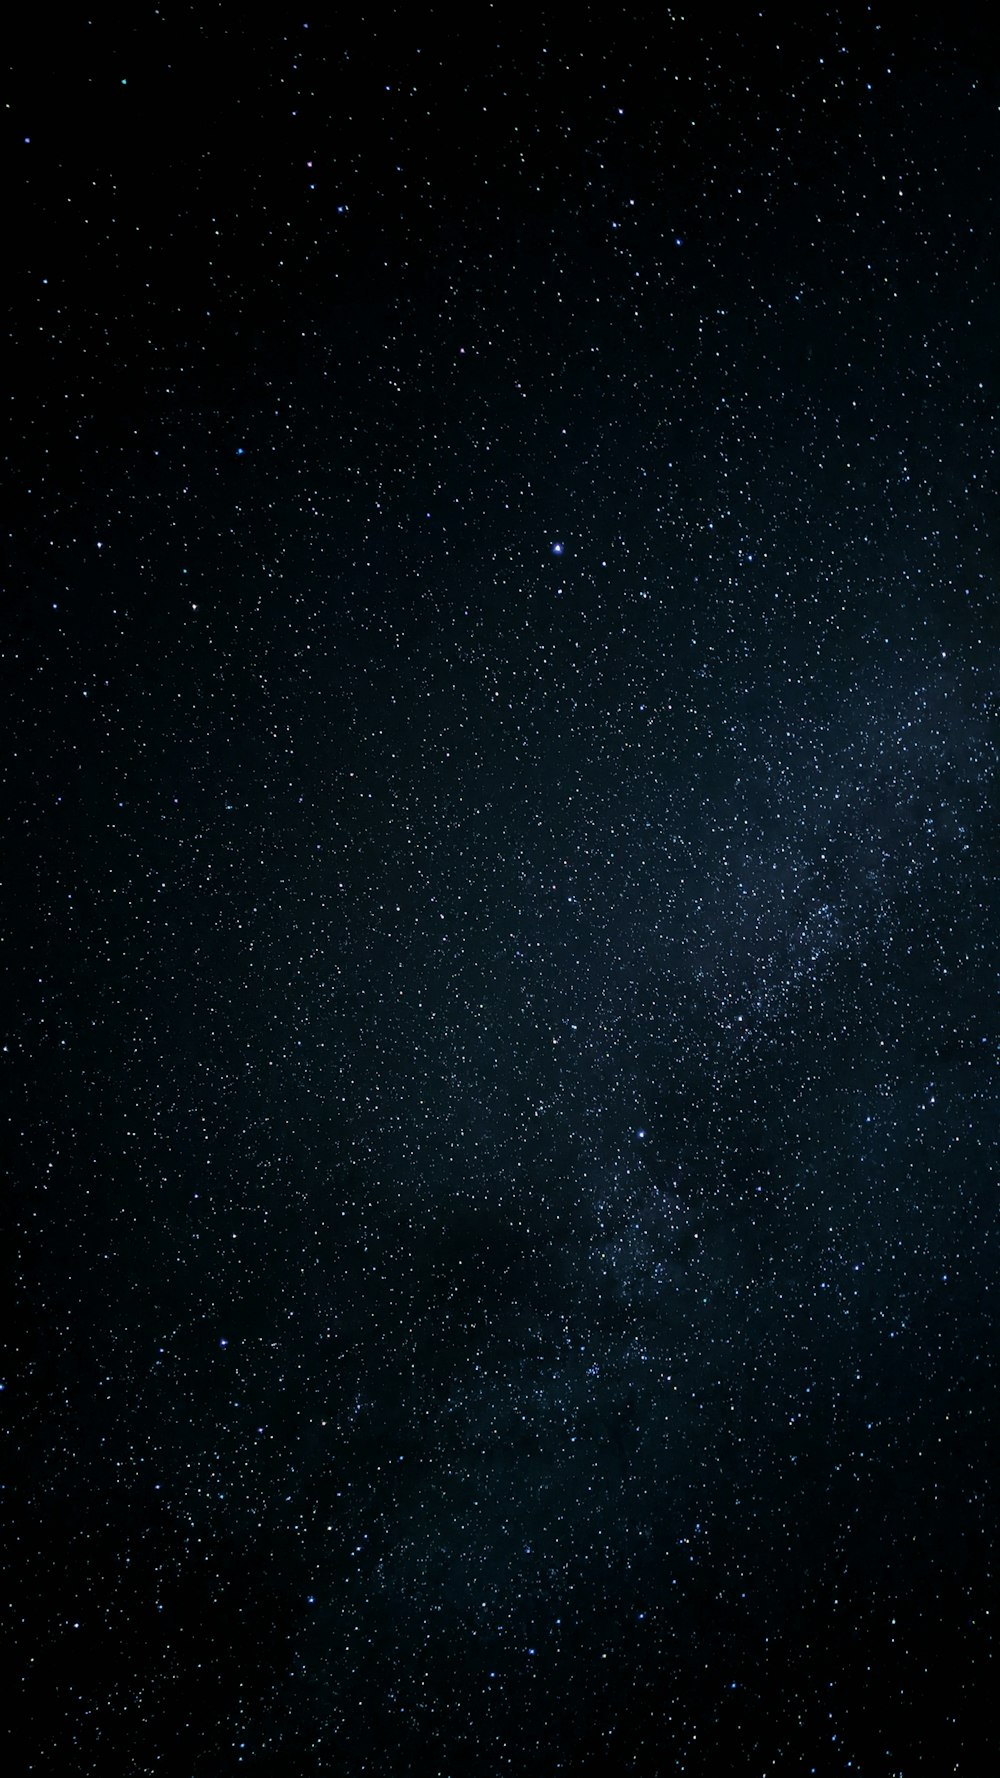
left=7, top=7, right=999, bottom=1774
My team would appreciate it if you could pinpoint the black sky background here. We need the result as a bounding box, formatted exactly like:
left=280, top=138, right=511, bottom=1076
left=5, top=6, right=999, bottom=1774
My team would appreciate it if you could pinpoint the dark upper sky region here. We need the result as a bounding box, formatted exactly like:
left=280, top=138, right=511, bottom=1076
left=6, top=7, right=998, bottom=1774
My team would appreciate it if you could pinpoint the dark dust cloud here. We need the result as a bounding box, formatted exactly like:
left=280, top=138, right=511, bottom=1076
left=6, top=8, right=998, bottom=1775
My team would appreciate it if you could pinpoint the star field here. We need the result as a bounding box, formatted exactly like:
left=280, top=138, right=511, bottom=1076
left=6, top=8, right=998, bottom=1775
